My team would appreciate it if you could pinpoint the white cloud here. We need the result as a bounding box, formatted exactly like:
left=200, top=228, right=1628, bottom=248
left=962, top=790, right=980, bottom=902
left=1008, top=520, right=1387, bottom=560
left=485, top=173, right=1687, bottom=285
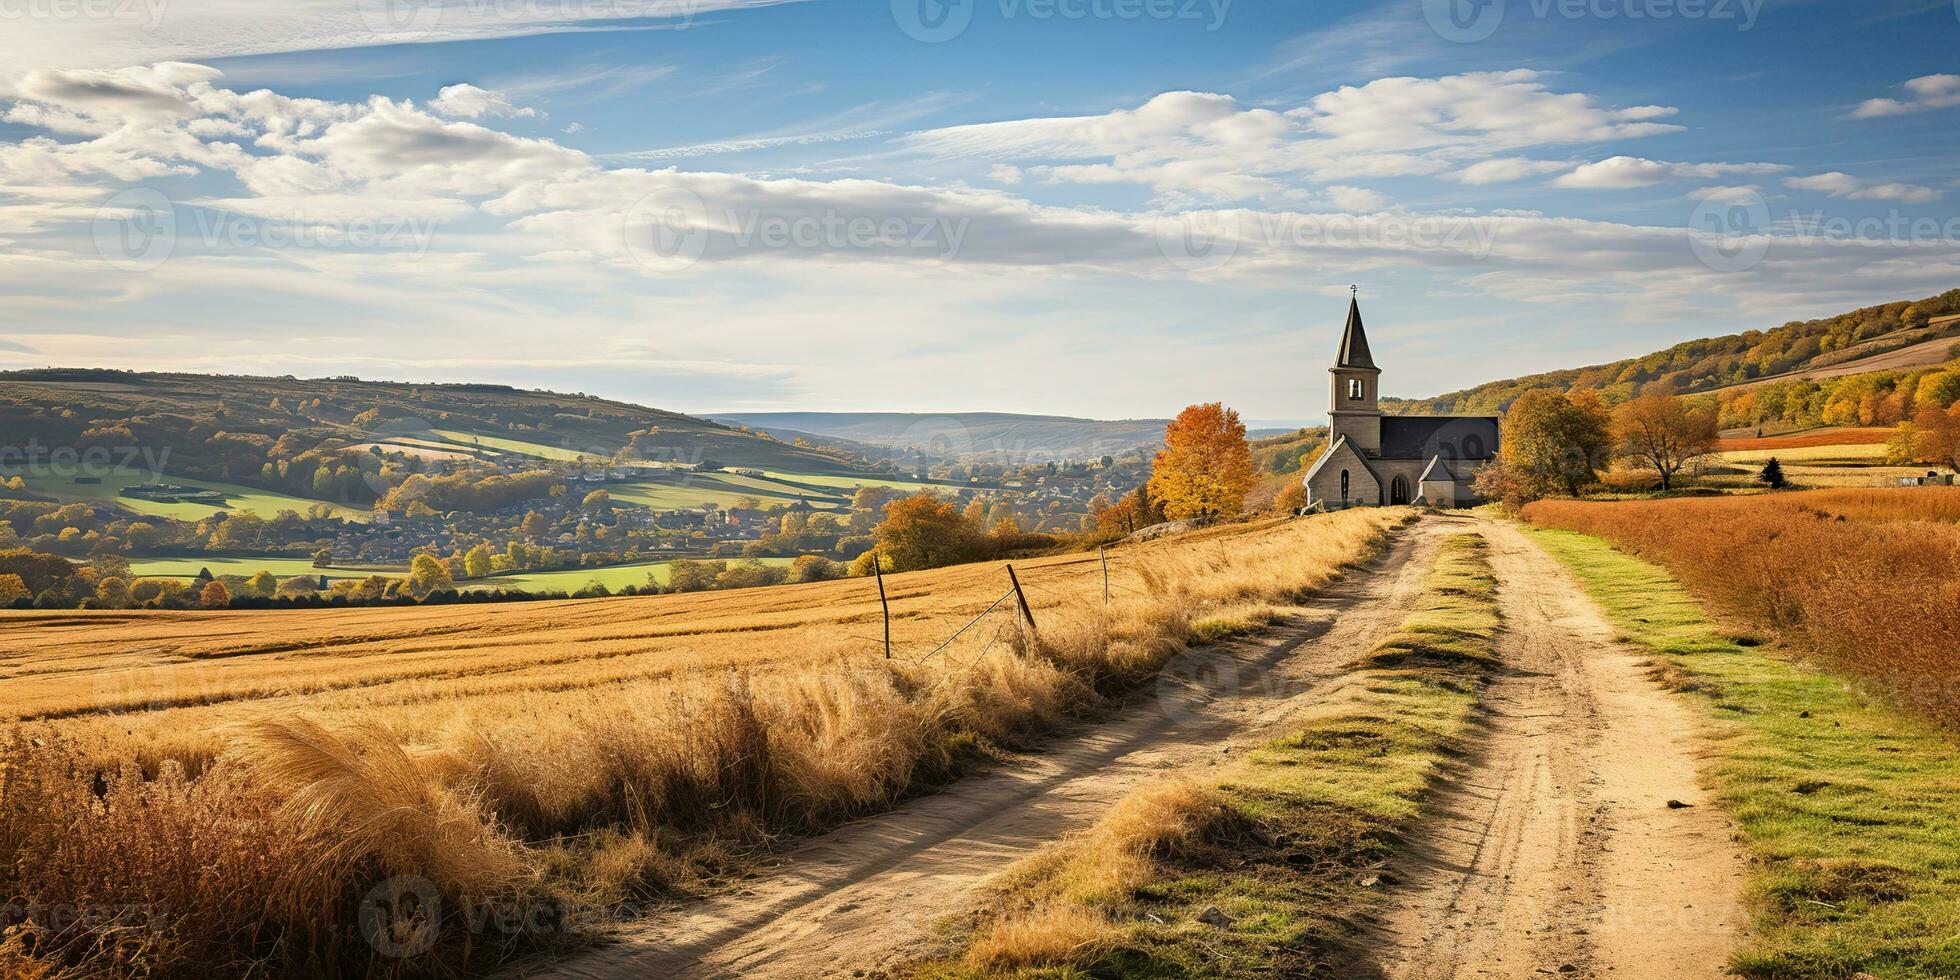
left=1786, top=172, right=1942, bottom=204
left=429, top=84, right=538, bottom=120
left=1552, top=156, right=1788, bottom=189
left=901, top=71, right=1684, bottom=199
left=1852, top=74, right=1960, bottom=119
left=0, top=0, right=812, bottom=73
left=1452, top=158, right=1569, bottom=185
left=1326, top=186, right=1391, bottom=212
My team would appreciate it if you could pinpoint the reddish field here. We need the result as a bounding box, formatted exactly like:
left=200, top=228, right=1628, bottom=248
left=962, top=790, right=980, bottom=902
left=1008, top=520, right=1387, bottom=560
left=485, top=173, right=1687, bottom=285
left=1715, top=427, right=1894, bottom=451
left=1523, top=489, right=1960, bottom=726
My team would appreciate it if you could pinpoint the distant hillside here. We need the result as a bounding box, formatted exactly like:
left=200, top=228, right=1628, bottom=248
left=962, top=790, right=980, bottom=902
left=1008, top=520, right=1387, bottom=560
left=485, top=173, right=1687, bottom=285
left=1391, top=289, right=1960, bottom=416
left=713, top=412, right=1171, bottom=463
left=0, top=369, right=856, bottom=474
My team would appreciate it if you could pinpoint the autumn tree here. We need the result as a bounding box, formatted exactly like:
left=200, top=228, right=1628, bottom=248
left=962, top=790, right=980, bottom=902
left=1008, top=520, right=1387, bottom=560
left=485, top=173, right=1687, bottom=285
left=1499, top=389, right=1614, bottom=499
left=406, top=553, right=453, bottom=599
left=1147, top=403, right=1256, bottom=520
left=872, top=492, right=982, bottom=572
left=1613, top=393, right=1720, bottom=491
left=464, top=542, right=496, bottom=580
left=1888, top=401, right=1960, bottom=473
left=848, top=486, right=902, bottom=532
left=0, top=573, right=28, bottom=607
left=94, top=576, right=132, bottom=609
left=199, top=579, right=231, bottom=609
left=1272, top=482, right=1309, bottom=514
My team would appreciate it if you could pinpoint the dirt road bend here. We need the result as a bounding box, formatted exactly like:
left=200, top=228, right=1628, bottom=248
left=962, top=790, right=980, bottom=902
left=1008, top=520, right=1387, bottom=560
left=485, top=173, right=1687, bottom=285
left=531, top=518, right=1459, bottom=980
left=1366, top=518, right=1746, bottom=980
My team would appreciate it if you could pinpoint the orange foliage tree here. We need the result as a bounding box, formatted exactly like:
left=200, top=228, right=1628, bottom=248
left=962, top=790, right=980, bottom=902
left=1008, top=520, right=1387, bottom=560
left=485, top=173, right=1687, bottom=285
left=1888, top=402, right=1960, bottom=473
left=872, top=492, right=983, bottom=571
left=1147, top=403, right=1256, bottom=520
left=1612, top=393, right=1719, bottom=491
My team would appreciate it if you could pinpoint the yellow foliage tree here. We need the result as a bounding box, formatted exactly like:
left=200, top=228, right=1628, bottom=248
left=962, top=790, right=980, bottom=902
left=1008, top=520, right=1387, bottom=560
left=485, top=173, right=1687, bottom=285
left=1147, top=403, right=1256, bottom=520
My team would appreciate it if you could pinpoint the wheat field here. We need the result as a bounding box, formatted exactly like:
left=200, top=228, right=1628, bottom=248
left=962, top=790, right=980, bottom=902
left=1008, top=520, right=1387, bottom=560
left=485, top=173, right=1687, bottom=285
left=0, top=509, right=1402, bottom=978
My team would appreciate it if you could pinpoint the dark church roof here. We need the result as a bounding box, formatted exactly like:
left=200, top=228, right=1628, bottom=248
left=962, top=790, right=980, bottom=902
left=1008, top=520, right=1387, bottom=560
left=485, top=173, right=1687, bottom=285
left=1335, top=295, right=1377, bottom=371
left=1381, top=415, right=1500, bottom=461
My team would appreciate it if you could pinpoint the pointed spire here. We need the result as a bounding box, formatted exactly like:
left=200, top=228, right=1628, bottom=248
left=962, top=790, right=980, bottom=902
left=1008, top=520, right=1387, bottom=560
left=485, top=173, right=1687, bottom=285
left=1336, top=289, right=1376, bottom=370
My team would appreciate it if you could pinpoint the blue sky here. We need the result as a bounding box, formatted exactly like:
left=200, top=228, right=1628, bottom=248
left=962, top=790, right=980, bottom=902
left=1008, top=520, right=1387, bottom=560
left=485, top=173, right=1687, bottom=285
left=0, top=0, right=1955, bottom=420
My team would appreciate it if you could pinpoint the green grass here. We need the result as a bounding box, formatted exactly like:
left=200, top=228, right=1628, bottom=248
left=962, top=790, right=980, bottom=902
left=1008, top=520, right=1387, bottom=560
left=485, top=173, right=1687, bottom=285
left=911, top=534, right=1500, bottom=978
left=127, top=557, right=377, bottom=581
left=467, top=556, right=797, bottom=593
left=428, top=428, right=601, bottom=462
left=1, top=462, right=369, bottom=522
left=1526, top=526, right=1960, bottom=979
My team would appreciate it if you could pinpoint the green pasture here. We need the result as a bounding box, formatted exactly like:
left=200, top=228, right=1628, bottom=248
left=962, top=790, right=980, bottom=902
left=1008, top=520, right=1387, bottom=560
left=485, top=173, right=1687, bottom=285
left=2, top=462, right=369, bottom=522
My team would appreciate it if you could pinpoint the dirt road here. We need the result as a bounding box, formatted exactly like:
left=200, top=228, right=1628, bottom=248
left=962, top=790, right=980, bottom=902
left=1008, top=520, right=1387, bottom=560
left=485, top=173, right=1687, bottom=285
left=532, top=518, right=1454, bottom=980
left=531, top=515, right=1748, bottom=980
left=1366, top=518, right=1747, bottom=980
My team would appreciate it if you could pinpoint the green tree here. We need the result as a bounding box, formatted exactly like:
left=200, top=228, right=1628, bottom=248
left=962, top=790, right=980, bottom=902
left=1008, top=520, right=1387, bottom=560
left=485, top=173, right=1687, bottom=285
left=1758, top=457, right=1788, bottom=489
left=464, top=542, right=496, bottom=580
left=94, top=576, right=133, bottom=609
left=1498, top=389, right=1614, bottom=498
left=247, top=570, right=279, bottom=597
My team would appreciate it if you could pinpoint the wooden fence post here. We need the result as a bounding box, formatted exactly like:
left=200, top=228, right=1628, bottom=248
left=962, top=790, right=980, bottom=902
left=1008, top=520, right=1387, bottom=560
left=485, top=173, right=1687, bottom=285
left=873, top=552, right=891, bottom=659
left=1006, top=564, right=1036, bottom=637
left=1098, top=546, right=1110, bottom=607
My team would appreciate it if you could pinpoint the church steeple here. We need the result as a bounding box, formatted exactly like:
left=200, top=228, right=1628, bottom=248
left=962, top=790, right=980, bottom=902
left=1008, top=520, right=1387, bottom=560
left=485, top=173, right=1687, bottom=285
left=1328, top=288, right=1383, bottom=455
left=1335, top=288, right=1376, bottom=370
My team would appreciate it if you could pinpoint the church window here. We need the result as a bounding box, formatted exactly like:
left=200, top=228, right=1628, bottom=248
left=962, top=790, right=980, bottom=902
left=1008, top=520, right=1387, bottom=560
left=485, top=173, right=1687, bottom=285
left=1340, top=470, right=1350, bottom=502
left=1347, top=379, right=1364, bottom=400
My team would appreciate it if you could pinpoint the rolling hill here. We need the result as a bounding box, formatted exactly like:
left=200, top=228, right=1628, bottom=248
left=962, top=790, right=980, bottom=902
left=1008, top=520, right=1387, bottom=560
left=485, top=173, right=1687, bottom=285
left=1390, top=289, right=1960, bottom=416
left=711, top=411, right=1173, bottom=463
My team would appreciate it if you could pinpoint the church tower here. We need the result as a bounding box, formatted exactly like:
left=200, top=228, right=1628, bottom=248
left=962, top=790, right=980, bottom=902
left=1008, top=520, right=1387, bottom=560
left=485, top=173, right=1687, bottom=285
left=1328, top=291, right=1383, bottom=455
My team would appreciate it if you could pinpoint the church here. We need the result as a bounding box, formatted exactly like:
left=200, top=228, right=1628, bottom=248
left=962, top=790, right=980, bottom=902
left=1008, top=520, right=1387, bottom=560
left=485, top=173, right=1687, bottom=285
left=1302, top=296, right=1499, bottom=509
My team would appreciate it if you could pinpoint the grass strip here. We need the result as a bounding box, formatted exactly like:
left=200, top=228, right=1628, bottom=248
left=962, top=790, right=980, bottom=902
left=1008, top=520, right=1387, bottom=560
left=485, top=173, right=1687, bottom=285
left=1526, top=525, right=1960, bottom=979
left=907, top=532, right=1500, bottom=978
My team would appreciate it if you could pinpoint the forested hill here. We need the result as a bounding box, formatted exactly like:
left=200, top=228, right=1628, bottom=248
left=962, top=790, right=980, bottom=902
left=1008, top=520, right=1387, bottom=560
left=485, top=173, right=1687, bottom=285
left=1387, top=289, right=1960, bottom=416
left=0, top=369, right=864, bottom=498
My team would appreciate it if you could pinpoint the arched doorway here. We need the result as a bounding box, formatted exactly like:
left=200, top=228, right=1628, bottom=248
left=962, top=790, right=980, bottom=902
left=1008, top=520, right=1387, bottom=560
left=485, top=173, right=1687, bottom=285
left=1390, top=475, right=1410, bottom=505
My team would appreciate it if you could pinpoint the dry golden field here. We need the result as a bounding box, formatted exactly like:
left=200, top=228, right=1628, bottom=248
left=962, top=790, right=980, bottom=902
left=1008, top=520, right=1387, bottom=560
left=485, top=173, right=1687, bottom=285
left=0, top=508, right=1402, bottom=978
left=1523, top=489, right=1960, bottom=723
